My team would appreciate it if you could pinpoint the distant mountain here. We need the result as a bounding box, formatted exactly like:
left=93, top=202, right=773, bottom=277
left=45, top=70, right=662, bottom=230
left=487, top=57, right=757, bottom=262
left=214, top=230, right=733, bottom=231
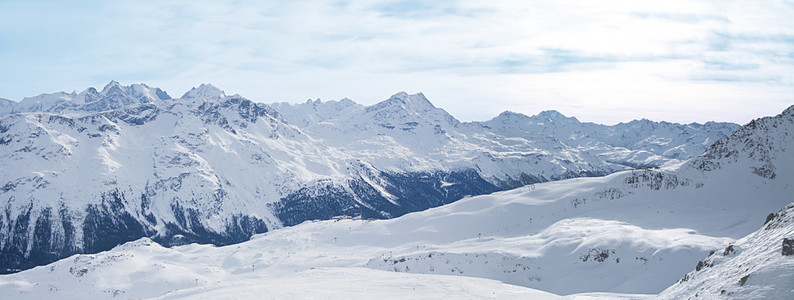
left=483, top=109, right=740, bottom=168
left=0, top=82, right=740, bottom=274
left=181, top=83, right=225, bottom=100
left=2, top=81, right=171, bottom=116
left=0, top=103, right=790, bottom=298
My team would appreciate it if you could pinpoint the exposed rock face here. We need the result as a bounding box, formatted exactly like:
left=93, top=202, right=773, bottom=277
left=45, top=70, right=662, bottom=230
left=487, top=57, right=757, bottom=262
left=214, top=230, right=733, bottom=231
left=782, top=238, right=793, bottom=256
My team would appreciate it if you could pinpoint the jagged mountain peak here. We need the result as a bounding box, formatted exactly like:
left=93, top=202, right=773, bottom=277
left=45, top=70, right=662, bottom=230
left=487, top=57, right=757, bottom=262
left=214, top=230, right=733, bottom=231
left=701, top=120, right=741, bottom=129
left=100, top=80, right=123, bottom=94
left=97, top=81, right=170, bottom=100
left=483, top=111, right=531, bottom=127
left=531, top=110, right=579, bottom=123
left=272, top=92, right=452, bottom=131
left=535, top=109, right=564, bottom=119
left=397, top=91, right=432, bottom=107
left=132, top=83, right=171, bottom=100
left=299, top=97, right=357, bottom=108
left=83, top=87, right=99, bottom=95
left=181, top=83, right=226, bottom=100
left=68, top=81, right=171, bottom=112
left=486, top=109, right=578, bottom=126
left=270, top=97, right=366, bottom=128
left=485, top=109, right=579, bottom=127
left=368, top=92, right=436, bottom=113
left=361, top=92, right=460, bottom=128
left=496, top=110, right=529, bottom=119
left=623, top=118, right=660, bottom=127
left=688, top=104, right=793, bottom=179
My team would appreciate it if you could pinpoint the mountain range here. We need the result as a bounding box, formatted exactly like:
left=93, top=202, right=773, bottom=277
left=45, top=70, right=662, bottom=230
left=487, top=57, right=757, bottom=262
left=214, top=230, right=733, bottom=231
left=0, top=82, right=790, bottom=299
left=0, top=81, right=739, bottom=275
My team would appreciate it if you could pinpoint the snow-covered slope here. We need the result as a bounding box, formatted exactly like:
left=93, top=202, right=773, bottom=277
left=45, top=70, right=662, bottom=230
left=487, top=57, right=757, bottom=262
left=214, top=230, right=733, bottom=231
left=659, top=202, right=794, bottom=299
left=0, top=104, right=790, bottom=299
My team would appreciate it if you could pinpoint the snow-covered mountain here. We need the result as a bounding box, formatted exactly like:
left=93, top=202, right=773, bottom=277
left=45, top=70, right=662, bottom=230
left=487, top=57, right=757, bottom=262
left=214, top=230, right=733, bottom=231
left=1, top=81, right=171, bottom=117
left=0, top=82, right=739, bottom=274
left=0, top=103, right=790, bottom=299
left=482, top=110, right=740, bottom=168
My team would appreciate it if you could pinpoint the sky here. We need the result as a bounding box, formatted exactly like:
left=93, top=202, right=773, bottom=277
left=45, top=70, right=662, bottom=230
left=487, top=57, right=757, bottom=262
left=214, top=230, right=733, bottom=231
left=0, top=0, right=792, bottom=125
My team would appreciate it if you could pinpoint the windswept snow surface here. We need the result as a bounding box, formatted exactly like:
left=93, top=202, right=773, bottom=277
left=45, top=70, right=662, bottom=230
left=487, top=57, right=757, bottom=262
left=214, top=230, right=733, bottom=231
left=0, top=103, right=791, bottom=299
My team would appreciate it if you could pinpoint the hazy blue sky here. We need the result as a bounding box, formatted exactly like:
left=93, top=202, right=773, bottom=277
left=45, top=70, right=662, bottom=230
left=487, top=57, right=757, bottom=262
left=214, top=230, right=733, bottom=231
left=1, top=0, right=792, bottom=124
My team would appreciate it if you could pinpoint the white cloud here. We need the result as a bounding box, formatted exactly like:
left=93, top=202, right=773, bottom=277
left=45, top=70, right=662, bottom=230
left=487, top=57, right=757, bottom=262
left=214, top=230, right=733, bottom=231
left=0, top=0, right=791, bottom=124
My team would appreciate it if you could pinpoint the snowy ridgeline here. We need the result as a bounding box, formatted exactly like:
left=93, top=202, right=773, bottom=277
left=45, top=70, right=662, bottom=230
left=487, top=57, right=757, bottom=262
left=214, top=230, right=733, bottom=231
left=0, top=103, right=792, bottom=299
left=0, top=82, right=742, bottom=274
